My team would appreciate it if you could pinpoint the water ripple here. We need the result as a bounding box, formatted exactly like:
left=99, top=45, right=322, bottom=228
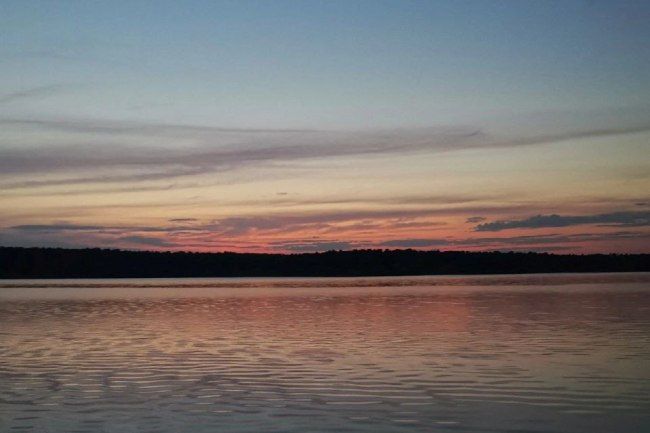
left=1, top=274, right=649, bottom=432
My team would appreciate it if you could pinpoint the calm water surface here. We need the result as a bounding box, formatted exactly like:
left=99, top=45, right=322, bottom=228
left=1, top=273, right=649, bottom=433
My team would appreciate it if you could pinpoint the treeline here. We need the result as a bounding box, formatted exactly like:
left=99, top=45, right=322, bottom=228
left=0, top=247, right=648, bottom=279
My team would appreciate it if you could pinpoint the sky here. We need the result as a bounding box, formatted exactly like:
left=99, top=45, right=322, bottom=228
left=0, top=0, right=649, bottom=254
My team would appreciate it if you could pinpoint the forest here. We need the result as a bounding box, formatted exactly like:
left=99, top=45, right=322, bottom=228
left=1, top=247, right=648, bottom=279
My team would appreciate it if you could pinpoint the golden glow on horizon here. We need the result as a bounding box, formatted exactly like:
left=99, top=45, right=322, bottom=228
left=1, top=131, right=648, bottom=254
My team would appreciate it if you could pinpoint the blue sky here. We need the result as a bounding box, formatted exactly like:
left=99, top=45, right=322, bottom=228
left=2, top=0, right=648, bottom=127
left=1, top=0, right=649, bottom=253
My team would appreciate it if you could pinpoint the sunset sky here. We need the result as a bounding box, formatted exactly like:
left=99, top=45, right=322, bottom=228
left=1, top=0, right=649, bottom=253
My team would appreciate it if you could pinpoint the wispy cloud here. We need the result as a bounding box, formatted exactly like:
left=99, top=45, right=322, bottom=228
left=118, top=235, right=175, bottom=248
left=381, top=239, right=451, bottom=248
left=8, top=223, right=206, bottom=234
left=0, top=117, right=315, bottom=136
left=263, top=230, right=650, bottom=253
left=3, top=217, right=648, bottom=253
left=0, top=204, right=518, bottom=249
left=475, top=211, right=650, bottom=232
left=377, top=231, right=648, bottom=249
left=10, top=224, right=107, bottom=231
left=0, top=85, right=62, bottom=104
left=280, top=241, right=354, bottom=252
left=0, top=125, right=482, bottom=178
left=201, top=206, right=517, bottom=236
left=1, top=115, right=649, bottom=190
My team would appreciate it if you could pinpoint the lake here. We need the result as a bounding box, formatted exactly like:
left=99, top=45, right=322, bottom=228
left=1, top=273, right=649, bottom=433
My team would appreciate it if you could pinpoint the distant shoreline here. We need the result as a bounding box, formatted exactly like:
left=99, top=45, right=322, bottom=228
left=1, top=246, right=648, bottom=279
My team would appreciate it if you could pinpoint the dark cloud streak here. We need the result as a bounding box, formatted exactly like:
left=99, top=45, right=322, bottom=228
left=0, top=86, right=62, bottom=104
left=2, top=116, right=649, bottom=189
left=476, top=211, right=650, bottom=231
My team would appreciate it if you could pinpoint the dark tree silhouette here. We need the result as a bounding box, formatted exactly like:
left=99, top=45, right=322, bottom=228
left=0, top=247, right=648, bottom=279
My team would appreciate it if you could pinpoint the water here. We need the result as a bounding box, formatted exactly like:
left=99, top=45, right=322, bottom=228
left=1, top=273, right=649, bottom=433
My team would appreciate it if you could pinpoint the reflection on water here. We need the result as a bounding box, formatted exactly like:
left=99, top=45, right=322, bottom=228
left=1, top=273, right=649, bottom=433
